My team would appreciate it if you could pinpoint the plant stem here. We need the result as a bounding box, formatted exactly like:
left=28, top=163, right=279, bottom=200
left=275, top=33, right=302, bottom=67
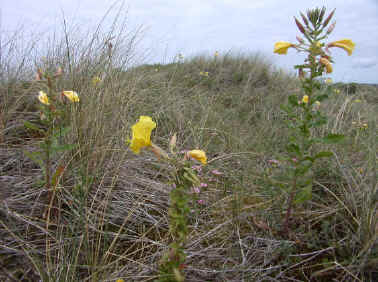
left=284, top=174, right=297, bottom=235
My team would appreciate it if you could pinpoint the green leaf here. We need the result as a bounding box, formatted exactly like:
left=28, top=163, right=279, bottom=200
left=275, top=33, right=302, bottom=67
left=52, top=126, right=71, bottom=138
left=24, top=150, right=44, bottom=169
left=295, top=164, right=312, bottom=176
left=315, top=94, right=329, bottom=102
left=312, top=116, right=327, bottom=127
left=288, top=95, right=299, bottom=107
left=303, top=156, right=315, bottom=163
left=51, top=144, right=77, bottom=153
left=294, top=185, right=312, bottom=204
left=314, top=151, right=333, bottom=159
left=24, top=121, right=45, bottom=133
left=322, top=134, right=345, bottom=144
left=280, top=104, right=290, bottom=113
left=287, top=143, right=301, bottom=155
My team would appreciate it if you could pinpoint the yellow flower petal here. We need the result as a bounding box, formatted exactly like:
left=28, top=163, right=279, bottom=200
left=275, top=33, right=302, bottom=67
left=92, top=76, right=101, bottom=85
left=62, top=91, right=80, bottom=102
left=302, top=95, right=309, bottom=104
left=320, top=57, right=333, bottom=73
left=188, top=150, right=207, bottom=165
left=129, top=116, right=156, bottom=154
left=328, top=39, right=355, bottom=56
left=38, top=91, right=50, bottom=105
left=274, top=41, right=294, bottom=55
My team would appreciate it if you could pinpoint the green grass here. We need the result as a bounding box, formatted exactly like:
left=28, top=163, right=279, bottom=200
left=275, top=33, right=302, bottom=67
left=0, top=11, right=377, bottom=282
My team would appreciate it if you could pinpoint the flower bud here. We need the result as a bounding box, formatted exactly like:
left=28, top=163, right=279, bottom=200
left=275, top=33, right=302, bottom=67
left=323, top=9, right=335, bottom=28
left=54, top=67, right=63, bottom=77
left=169, top=133, right=177, bottom=153
left=319, top=7, right=326, bottom=23
left=294, top=17, right=306, bottom=34
left=320, top=57, right=333, bottom=73
left=298, top=68, right=305, bottom=79
left=327, top=22, right=336, bottom=34
left=300, top=12, right=309, bottom=27
left=36, top=69, right=43, bottom=81
left=296, top=35, right=304, bottom=44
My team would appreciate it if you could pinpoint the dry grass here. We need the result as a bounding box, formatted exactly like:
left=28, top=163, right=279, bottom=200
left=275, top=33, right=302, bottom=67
left=0, top=7, right=377, bottom=282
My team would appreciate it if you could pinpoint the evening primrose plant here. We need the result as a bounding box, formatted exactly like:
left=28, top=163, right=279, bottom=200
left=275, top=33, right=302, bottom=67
left=24, top=68, right=79, bottom=220
left=273, top=7, right=355, bottom=234
left=127, top=116, right=207, bottom=282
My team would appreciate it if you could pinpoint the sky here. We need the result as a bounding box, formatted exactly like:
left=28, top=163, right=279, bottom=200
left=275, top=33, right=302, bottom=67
left=1, top=0, right=378, bottom=83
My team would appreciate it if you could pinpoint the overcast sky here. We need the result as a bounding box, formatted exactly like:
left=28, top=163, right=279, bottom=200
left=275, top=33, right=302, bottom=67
left=2, top=0, right=378, bottom=83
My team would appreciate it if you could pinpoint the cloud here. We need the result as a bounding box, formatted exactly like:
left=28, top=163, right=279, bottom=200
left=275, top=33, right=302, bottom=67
left=352, top=57, right=378, bottom=69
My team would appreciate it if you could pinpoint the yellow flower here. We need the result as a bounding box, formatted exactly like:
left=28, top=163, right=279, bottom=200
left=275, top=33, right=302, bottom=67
left=116, top=280, right=124, bottom=282
left=129, top=116, right=156, bottom=154
left=274, top=41, right=294, bottom=55
left=188, top=150, right=207, bottom=165
left=302, top=95, right=309, bottom=104
left=320, top=57, right=333, bottom=73
left=62, top=91, right=80, bottom=102
left=328, top=39, right=355, bottom=56
left=38, top=91, right=50, bottom=105
left=325, top=78, right=332, bottom=84
left=92, top=76, right=101, bottom=85
left=315, top=101, right=321, bottom=106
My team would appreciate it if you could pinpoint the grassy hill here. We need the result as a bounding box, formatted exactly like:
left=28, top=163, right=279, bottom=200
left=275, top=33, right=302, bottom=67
left=0, top=24, right=377, bottom=281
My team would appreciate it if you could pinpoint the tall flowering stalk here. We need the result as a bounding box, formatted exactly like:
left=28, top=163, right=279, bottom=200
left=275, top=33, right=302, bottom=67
left=273, top=7, right=355, bottom=234
left=25, top=68, right=79, bottom=218
left=24, top=67, right=79, bottom=268
left=127, top=116, right=207, bottom=281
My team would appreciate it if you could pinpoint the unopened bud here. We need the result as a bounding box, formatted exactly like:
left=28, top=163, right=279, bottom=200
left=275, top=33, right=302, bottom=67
left=326, top=22, right=336, bottom=34
left=298, top=68, right=305, bottom=79
left=54, top=67, right=63, bottom=77
left=320, top=57, right=333, bottom=73
left=300, top=12, right=309, bottom=27
left=296, top=35, right=304, bottom=44
left=323, top=9, right=335, bottom=28
left=36, top=69, right=43, bottom=81
left=294, top=17, right=306, bottom=34
left=169, top=133, right=177, bottom=153
left=150, top=143, right=168, bottom=159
